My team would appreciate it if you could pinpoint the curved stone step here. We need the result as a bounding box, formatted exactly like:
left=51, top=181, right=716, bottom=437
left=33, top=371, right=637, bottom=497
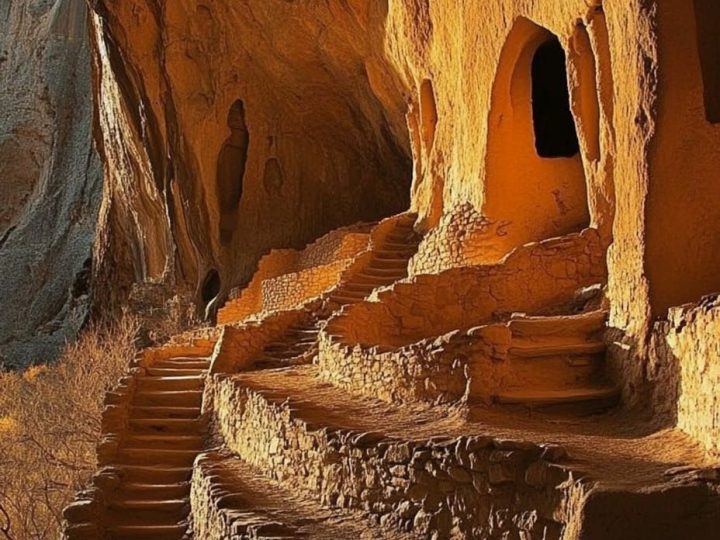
left=130, top=406, right=202, bottom=419
left=106, top=523, right=188, bottom=540
left=129, top=417, right=205, bottom=434
left=493, top=385, right=620, bottom=409
left=136, top=376, right=204, bottom=392
left=134, top=390, right=203, bottom=407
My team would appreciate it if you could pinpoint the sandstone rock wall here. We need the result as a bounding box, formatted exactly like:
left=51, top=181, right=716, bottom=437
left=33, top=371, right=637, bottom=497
left=0, top=0, right=102, bottom=367
left=645, top=297, right=720, bottom=458
left=88, top=0, right=412, bottom=317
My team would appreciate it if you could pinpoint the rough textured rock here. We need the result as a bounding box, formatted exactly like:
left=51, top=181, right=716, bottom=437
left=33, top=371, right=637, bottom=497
left=0, top=0, right=101, bottom=367
left=88, top=0, right=412, bottom=317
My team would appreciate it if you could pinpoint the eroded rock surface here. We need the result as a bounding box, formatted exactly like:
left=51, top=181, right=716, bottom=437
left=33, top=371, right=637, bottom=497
left=0, top=0, right=101, bottom=367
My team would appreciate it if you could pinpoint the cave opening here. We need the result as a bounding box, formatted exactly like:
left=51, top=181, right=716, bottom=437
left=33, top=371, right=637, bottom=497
left=201, top=269, right=221, bottom=305
left=693, top=0, right=720, bottom=123
left=484, top=18, right=590, bottom=255
left=531, top=38, right=580, bottom=158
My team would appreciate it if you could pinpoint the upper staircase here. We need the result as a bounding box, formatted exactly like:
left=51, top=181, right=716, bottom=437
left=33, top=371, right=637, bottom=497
left=248, top=213, right=421, bottom=370
left=328, top=213, right=421, bottom=307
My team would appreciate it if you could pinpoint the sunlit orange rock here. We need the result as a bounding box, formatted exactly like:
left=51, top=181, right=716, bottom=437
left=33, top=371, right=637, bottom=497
left=50, top=0, right=720, bottom=538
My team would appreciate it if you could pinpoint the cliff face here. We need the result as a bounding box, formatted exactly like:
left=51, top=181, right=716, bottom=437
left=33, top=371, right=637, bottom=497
left=89, top=0, right=412, bottom=316
left=0, top=0, right=101, bottom=367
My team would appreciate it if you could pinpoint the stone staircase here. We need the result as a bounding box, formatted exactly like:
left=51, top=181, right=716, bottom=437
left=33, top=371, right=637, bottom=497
left=328, top=213, right=421, bottom=307
left=250, top=214, right=422, bottom=370
left=489, top=309, right=619, bottom=412
left=64, top=347, right=213, bottom=540
left=253, top=314, right=323, bottom=370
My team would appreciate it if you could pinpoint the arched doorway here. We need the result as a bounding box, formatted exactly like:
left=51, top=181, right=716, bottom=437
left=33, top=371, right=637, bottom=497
left=484, top=18, right=590, bottom=253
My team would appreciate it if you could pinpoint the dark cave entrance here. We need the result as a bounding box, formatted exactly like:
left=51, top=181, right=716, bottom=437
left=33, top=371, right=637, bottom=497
left=201, top=269, right=221, bottom=305
left=531, top=38, right=580, bottom=158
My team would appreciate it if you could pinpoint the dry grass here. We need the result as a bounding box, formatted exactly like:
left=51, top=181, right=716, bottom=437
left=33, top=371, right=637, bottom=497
left=0, top=315, right=139, bottom=540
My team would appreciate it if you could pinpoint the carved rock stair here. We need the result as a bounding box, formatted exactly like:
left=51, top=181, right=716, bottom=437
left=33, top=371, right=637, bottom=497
left=490, top=310, right=620, bottom=412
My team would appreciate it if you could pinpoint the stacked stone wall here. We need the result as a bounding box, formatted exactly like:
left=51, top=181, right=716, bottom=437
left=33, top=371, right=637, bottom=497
left=261, top=259, right=355, bottom=314
left=218, top=226, right=370, bottom=324
left=211, top=376, right=576, bottom=539
left=410, top=203, right=510, bottom=276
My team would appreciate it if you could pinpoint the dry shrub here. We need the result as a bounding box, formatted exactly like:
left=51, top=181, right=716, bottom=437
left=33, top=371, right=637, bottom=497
left=0, top=315, right=139, bottom=540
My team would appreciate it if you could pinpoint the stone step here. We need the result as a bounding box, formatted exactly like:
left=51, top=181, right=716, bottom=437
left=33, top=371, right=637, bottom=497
left=508, top=341, right=606, bottom=358
left=264, top=341, right=314, bottom=352
left=384, top=232, right=419, bottom=244
left=329, top=292, right=366, bottom=303
left=508, top=310, right=607, bottom=339
left=133, top=390, right=203, bottom=408
left=117, top=447, right=200, bottom=466
left=130, top=406, right=202, bottom=419
left=361, top=267, right=407, bottom=278
left=129, top=417, right=205, bottom=434
left=117, top=465, right=194, bottom=484
left=145, top=367, right=207, bottom=377
left=113, top=482, right=189, bottom=500
left=367, top=258, right=409, bottom=270
left=106, top=524, right=188, bottom=540
left=350, top=272, right=393, bottom=284
left=493, top=385, right=620, bottom=410
left=328, top=295, right=363, bottom=305
left=380, top=241, right=417, bottom=251
left=341, top=282, right=376, bottom=292
left=108, top=498, right=188, bottom=516
left=124, top=434, right=204, bottom=450
left=286, top=327, right=318, bottom=334
left=154, top=359, right=210, bottom=370
left=136, top=375, right=204, bottom=392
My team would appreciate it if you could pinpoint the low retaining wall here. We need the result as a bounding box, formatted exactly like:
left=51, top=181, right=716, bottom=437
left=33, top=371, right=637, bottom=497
left=317, top=329, right=472, bottom=404
left=212, top=376, right=577, bottom=539
left=260, top=258, right=354, bottom=313
left=218, top=226, right=370, bottom=325
left=209, top=309, right=307, bottom=375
